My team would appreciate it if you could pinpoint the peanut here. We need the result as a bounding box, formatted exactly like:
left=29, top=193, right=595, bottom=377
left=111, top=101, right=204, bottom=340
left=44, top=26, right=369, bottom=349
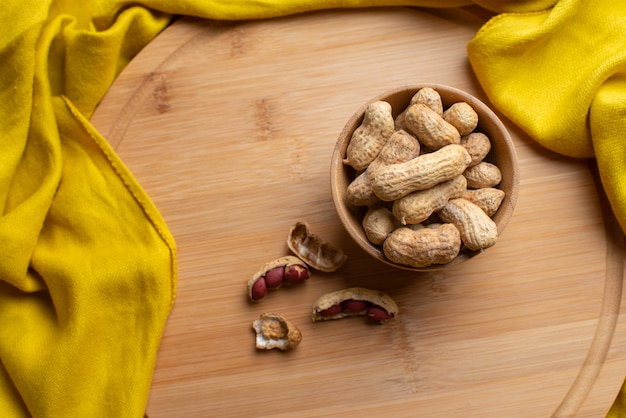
left=250, top=278, right=267, bottom=302
left=392, top=175, right=467, bottom=225
left=439, top=198, right=497, bottom=251
left=464, top=161, right=502, bottom=188
left=284, top=264, right=309, bottom=284
left=370, top=144, right=471, bottom=201
left=345, top=171, right=381, bottom=207
left=264, top=266, right=285, bottom=289
left=395, top=87, right=443, bottom=130
left=362, top=206, right=401, bottom=246
left=312, top=287, right=398, bottom=324
left=345, top=130, right=420, bottom=207
left=247, top=256, right=310, bottom=302
left=342, top=299, right=370, bottom=313
left=460, top=132, right=491, bottom=167
left=382, top=224, right=461, bottom=268
left=461, top=188, right=505, bottom=217
left=404, top=103, right=461, bottom=150
left=252, top=312, right=302, bottom=351
left=443, top=102, right=479, bottom=135
left=319, top=304, right=343, bottom=317
left=287, top=221, right=347, bottom=272
left=367, top=306, right=395, bottom=322
left=411, top=87, right=444, bottom=115
left=343, top=101, right=395, bottom=171
left=370, top=129, right=420, bottom=168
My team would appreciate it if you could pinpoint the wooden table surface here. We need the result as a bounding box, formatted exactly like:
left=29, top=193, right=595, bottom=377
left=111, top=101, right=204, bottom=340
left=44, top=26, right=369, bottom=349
left=91, top=7, right=626, bottom=417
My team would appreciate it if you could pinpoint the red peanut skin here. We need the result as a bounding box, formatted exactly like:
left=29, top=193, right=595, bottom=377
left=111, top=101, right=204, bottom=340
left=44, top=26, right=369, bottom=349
left=367, top=306, right=394, bottom=322
left=251, top=277, right=267, bottom=301
left=248, top=256, right=311, bottom=302
left=342, top=300, right=370, bottom=312
left=264, top=266, right=285, bottom=289
left=317, top=301, right=393, bottom=323
left=319, top=305, right=343, bottom=317
left=284, top=265, right=309, bottom=284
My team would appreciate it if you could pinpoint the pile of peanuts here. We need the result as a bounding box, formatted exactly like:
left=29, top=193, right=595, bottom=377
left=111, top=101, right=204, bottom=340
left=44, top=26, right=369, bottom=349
left=343, top=87, right=505, bottom=269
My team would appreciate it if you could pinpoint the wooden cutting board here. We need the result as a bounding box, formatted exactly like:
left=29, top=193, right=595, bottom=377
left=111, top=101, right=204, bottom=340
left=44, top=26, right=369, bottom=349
left=90, top=7, right=626, bottom=417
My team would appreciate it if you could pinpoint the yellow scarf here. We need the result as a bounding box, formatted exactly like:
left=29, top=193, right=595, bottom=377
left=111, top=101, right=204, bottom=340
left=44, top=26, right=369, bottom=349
left=1, top=0, right=625, bottom=416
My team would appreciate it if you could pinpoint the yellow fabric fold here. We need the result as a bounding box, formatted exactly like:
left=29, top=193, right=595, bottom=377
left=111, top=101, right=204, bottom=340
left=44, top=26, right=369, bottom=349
left=467, top=2, right=626, bottom=415
left=1, top=3, right=177, bottom=416
left=3, top=0, right=626, bottom=416
left=0, top=96, right=176, bottom=416
left=467, top=0, right=626, bottom=232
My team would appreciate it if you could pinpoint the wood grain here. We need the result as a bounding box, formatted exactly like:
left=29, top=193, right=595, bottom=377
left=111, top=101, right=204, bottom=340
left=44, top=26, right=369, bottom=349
left=91, top=7, right=626, bottom=417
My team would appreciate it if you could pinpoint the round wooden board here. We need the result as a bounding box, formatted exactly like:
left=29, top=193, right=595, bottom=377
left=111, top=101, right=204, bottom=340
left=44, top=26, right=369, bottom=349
left=91, top=7, right=626, bottom=417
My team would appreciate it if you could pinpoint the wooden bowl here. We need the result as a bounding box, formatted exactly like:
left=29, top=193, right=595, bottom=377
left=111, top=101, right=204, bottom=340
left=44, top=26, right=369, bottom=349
left=330, top=84, right=520, bottom=271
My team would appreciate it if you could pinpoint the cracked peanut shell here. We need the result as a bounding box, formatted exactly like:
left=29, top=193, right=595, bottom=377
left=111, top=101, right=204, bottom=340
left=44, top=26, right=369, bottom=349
left=247, top=255, right=311, bottom=302
left=312, top=287, right=398, bottom=323
left=252, top=312, right=302, bottom=351
left=287, top=221, right=347, bottom=272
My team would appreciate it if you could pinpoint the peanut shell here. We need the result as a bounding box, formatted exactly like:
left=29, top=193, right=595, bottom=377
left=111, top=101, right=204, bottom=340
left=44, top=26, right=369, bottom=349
left=392, top=175, right=467, bottom=225
left=439, top=198, right=498, bottom=251
left=252, top=312, right=302, bottom=351
left=395, top=87, right=444, bottom=130
left=345, top=171, right=381, bottom=207
left=461, top=188, right=505, bottom=217
left=443, top=102, right=479, bottom=136
left=464, top=161, right=502, bottom=188
left=247, top=256, right=310, bottom=302
left=363, top=206, right=400, bottom=245
left=383, top=224, right=461, bottom=268
left=345, top=130, right=420, bottom=208
left=343, top=101, right=395, bottom=171
left=312, top=287, right=398, bottom=323
left=370, top=144, right=471, bottom=201
left=404, top=103, right=461, bottom=150
left=370, top=129, right=420, bottom=168
left=287, top=221, right=347, bottom=272
left=460, top=132, right=491, bottom=167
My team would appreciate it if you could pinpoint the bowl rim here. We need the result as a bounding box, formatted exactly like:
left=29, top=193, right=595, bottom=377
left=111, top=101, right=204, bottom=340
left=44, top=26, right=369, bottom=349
left=330, top=83, right=520, bottom=272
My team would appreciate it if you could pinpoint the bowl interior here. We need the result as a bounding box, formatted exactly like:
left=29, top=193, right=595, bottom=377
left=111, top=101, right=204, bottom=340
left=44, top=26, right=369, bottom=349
left=330, top=84, right=520, bottom=272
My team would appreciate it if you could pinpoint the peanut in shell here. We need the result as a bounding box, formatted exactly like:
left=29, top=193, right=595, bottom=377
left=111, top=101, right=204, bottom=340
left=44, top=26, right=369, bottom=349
left=312, top=287, right=398, bottom=324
